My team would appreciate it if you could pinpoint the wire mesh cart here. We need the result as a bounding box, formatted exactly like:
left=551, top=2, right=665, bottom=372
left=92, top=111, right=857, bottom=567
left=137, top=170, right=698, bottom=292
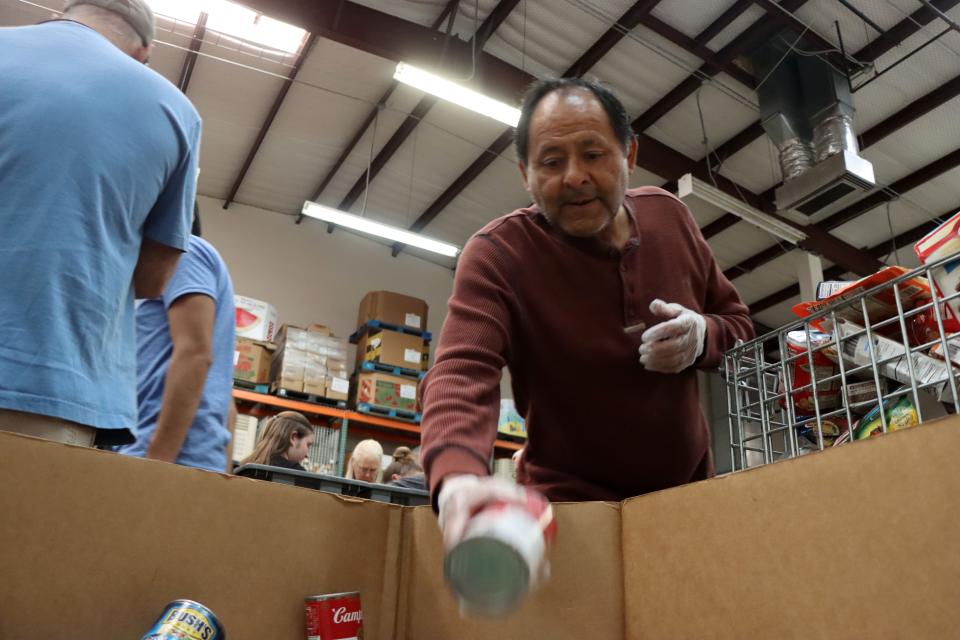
left=723, top=249, right=960, bottom=471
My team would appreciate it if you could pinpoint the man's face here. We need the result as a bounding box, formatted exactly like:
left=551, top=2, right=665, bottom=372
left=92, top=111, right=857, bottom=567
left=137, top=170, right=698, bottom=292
left=352, top=455, right=380, bottom=483
left=519, top=89, right=637, bottom=238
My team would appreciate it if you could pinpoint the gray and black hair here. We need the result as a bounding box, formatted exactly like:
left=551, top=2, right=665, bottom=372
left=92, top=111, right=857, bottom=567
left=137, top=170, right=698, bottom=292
left=63, top=4, right=143, bottom=52
left=514, top=78, right=634, bottom=164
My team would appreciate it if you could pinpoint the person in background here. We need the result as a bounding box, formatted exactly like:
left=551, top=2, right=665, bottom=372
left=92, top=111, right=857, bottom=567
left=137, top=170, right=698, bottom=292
left=240, top=411, right=315, bottom=471
left=420, top=78, right=754, bottom=547
left=383, top=446, right=426, bottom=492
left=119, top=209, right=236, bottom=472
left=0, top=0, right=200, bottom=447
left=345, top=439, right=383, bottom=483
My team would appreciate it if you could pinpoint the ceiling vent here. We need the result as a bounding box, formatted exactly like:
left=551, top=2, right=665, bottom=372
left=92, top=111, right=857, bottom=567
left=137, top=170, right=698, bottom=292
left=752, top=33, right=876, bottom=223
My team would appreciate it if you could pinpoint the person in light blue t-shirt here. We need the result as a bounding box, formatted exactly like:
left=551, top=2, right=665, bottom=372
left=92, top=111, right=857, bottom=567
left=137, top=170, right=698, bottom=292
left=0, top=1, right=200, bottom=446
left=120, top=212, right=237, bottom=473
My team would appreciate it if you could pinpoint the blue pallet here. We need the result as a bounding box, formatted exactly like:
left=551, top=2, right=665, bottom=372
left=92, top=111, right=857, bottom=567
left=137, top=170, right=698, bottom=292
left=349, top=320, right=432, bottom=344
left=355, top=403, right=421, bottom=424
left=357, top=360, right=426, bottom=380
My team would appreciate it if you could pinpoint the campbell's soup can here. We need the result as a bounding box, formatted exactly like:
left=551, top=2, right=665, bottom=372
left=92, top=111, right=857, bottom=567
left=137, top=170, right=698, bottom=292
left=443, top=493, right=557, bottom=616
left=305, top=592, right=363, bottom=640
left=141, top=599, right=224, bottom=640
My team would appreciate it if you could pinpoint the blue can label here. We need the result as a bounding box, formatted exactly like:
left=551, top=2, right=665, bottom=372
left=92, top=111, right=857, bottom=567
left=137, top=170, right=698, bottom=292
left=142, top=600, right=221, bottom=640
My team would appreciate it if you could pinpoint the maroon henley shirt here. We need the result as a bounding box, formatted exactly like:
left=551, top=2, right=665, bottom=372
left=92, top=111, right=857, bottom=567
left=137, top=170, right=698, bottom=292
left=421, top=187, right=754, bottom=503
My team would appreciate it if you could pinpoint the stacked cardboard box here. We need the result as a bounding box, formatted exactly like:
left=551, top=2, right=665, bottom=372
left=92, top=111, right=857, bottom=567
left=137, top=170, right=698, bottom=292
left=352, top=291, right=430, bottom=414
left=271, top=324, right=349, bottom=400
left=233, top=338, right=274, bottom=384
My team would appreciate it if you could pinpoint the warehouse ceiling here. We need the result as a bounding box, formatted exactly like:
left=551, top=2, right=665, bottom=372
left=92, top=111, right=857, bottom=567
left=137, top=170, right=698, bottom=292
left=4, top=0, right=960, bottom=332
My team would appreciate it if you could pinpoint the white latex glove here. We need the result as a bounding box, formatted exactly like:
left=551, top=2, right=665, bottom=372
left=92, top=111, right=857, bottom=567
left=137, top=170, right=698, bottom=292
left=638, top=299, right=707, bottom=374
left=437, top=474, right=533, bottom=550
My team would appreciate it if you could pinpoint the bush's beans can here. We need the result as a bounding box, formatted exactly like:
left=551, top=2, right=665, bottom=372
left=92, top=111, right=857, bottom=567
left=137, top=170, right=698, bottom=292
left=444, top=493, right=557, bottom=616
left=305, top=591, right=363, bottom=639
left=141, top=599, right=224, bottom=640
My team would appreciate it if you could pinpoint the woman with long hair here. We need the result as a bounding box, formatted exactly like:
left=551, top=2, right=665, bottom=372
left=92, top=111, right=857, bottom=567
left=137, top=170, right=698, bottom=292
left=240, top=411, right=314, bottom=470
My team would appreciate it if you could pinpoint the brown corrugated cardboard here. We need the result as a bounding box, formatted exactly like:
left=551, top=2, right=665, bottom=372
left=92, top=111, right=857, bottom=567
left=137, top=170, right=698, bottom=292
left=355, top=329, right=428, bottom=371
left=2, top=417, right=959, bottom=639
left=233, top=338, right=273, bottom=384
left=354, top=371, right=419, bottom=411
left=357, top=291, right=428, bottom=331
left=325, top=375, right=349, bottom=401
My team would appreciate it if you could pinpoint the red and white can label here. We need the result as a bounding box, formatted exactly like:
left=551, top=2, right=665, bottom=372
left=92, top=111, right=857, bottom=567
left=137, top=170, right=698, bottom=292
left=305, top=592, right=363, bottom=640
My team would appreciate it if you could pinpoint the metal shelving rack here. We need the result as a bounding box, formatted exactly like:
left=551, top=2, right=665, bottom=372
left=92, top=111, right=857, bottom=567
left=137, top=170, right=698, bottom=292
left=723, top=249, right=960, bottom=472
left=232, top=388, right=522, bottom=475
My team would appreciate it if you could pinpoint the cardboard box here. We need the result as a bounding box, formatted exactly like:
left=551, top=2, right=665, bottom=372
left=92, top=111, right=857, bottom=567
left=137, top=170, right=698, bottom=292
left=234, top=295, right=278, bottom=342
left=357, top=290, right=428, bottom=331
left=2, top=416, right=960, bottom=638
left=233, top=338, right=273, bottom=384
left=354, top=371, right=418, bottom=411
left=355, top=329, right=428, bottom=371
left=325, top=375, right=350, bottom=401
left=272, top=324, right=349, bottom=394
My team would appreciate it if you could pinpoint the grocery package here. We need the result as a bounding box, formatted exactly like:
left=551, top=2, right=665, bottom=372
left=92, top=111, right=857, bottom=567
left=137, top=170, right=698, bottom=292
left=914, top=209, right=960, bottom=333
left=233, top=338, right=274, bottom=384
left=796, top=416, right=848, bottom=448
left=272, top=324, right=349, bottom=397
left=357, top=290, right=429, bottom=331
left=305, top=591, right=363, bottom=640
left=780, top=330, right=841, bottom=413
left=792, top=266, right=930, bottom=334
left=141, top=599, right=224, bottom=640
left=854, top=395, right=919, bottom=440
left=498, top=399, right=527, bottom=439
left=843, top=378, right=887, bottom=412
left=354, top=371, right=419, bottom=412
left=816, top=281, right=854, bottom=300
left=234, top=295, right=278, bottom=341
left=929, top=334, right=960, bottom=367
left=828, top=319, right=950, bottom=397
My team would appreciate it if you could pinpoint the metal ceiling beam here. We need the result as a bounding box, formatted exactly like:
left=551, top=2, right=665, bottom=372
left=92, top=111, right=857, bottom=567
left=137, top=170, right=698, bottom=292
left=333, top=0, right=520, bottom=220
left=222, top=33, right=317, bottom=209
left=630, top=0, right=808, bottom=134
left=704, top=74, right=960, bottom=238
left=235, top=0, right=530, bottom=104
left=819, top=146, right=960, bottom=230
left=748, top=202, right=960, bottom=316
left=177, top=12, right=207, bottom=94
left=723, top=144, right=960, bottom=277
left=698, top=1, right=960, bottom=237
left=639, top=15, right=756, bottom=88
left=857, top=0, right=960, bottom=62
left=297, top=1, right=461, bottom=224
left=392, top=0, right=666, bottom=255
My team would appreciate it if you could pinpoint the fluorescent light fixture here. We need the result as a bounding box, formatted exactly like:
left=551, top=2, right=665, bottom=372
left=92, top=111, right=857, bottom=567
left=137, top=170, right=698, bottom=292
left=301, top=201, right=460, bottom=258
left=677, top=174, right=807, bottom=244
left=394, top=62, right=521, bottom=127
left=147, top=0, right=306, bottom=53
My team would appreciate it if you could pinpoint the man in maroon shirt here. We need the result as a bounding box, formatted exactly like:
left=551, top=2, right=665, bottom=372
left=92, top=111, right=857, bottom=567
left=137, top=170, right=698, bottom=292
left=421, top=79, right=754, bottom=543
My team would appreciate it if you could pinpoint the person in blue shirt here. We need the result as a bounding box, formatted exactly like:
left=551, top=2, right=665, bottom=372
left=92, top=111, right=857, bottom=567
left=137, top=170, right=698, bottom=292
left=0, top=0, right=200, bottom=446
left=120, top=210, right=237, bottom=473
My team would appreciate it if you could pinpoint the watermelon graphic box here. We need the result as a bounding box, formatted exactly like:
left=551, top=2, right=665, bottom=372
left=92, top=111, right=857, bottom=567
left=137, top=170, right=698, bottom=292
left=234, top=295, right=278, bottom=342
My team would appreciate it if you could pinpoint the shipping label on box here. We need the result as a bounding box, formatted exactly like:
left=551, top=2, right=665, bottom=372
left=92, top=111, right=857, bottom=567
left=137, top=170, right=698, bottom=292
left=355, top=372, right=418, bottom=411
left=234, top=295, right=278, bottom=342
left=324, top=376, right=349, bottom=401
left=233, top=338, right=274, bottom=383
left=357, top=290, right=429, bottom=330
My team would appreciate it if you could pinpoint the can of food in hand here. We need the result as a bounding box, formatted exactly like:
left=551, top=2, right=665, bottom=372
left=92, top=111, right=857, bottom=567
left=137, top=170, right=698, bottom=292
left=305, top=592, right=363, bottom=639
left=141, top=599, right=224, bottom=640
left=443, top=493, right=557, bottom=616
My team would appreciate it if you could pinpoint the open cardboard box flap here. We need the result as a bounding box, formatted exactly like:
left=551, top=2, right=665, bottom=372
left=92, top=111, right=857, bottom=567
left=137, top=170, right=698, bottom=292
left=1, top=416, right=959, bottom=639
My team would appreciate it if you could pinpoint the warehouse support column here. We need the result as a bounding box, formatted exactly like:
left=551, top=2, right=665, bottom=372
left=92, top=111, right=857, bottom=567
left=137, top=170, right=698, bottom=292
left=795, top=251, right=824, bottom=302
